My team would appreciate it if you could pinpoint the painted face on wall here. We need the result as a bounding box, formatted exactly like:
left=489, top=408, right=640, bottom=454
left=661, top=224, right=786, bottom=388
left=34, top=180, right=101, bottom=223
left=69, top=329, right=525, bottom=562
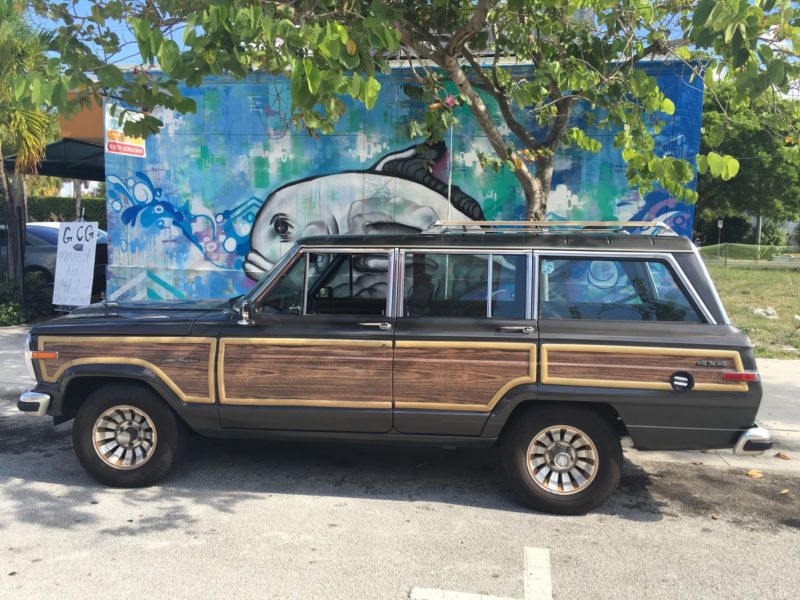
left=243, top=143, right=485, bottom=279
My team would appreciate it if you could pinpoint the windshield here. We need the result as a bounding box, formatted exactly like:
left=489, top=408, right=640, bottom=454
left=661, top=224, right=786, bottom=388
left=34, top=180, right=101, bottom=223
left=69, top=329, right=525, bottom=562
left=234, top=244, right=299, bottom=310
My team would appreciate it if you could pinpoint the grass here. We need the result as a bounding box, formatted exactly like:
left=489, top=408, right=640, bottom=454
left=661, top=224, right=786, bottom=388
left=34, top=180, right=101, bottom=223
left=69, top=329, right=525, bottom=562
left=706, top=265, right=800, bottom=359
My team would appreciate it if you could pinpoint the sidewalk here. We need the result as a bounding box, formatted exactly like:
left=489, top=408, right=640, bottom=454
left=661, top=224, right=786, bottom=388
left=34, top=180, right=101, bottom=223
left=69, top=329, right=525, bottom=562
left=0, top=325, right=35, bottom=397
left=1, top=324, right=798, bottom=472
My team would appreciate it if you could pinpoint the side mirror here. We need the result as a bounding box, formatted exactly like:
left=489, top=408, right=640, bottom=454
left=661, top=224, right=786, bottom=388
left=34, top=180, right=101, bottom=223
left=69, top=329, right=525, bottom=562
left=237, top=300, right=255, bottom=326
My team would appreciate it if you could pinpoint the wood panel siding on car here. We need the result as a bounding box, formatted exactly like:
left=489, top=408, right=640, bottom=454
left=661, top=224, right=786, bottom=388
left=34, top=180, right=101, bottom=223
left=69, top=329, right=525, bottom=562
left=541, top=344, right=748, bottom=392
left=218, top=338, right=393, bottom=408
left=393, top=341, right=537, bottom=412
left=37, top=336, right=217, bottom=403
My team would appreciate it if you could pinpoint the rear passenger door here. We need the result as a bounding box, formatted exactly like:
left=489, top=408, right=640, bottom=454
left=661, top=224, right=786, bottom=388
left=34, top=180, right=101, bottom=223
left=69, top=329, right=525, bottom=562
left=535, top=252, right=753, bottom=440
left=392, top=249, right=536, bottom=435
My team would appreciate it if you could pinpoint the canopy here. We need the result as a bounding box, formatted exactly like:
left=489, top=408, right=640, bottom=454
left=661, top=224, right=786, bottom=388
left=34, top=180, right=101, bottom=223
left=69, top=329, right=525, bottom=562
left=3, top=138, right=105, bottom=181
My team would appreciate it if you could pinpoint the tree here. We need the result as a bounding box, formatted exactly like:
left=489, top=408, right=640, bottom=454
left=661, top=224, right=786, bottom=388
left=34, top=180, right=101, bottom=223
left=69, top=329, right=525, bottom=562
left=0, top=0, right=53, bottom=279
left=26, top=0, right=800, bottom=220
left=697, top=86, right=800, bottom=245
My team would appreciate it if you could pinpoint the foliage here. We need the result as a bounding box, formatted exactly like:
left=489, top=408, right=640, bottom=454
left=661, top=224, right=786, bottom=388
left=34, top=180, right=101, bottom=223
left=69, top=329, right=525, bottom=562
left=0, top=0, right=56, bottom=173
left=694, top=210, right=752, bottom=244
left=697, top=85, right=800, bottom=226
left=0, top=272, right=54, bottom=325
left=24, top=0, right=800, bottom=218
left=26, top=174, right=64, bottom=196
left=794, top=223, right=800, bottom=246
left=26, top=196, right=107, bottom=228
left=706, top=265, right=800, bottom=359
left=746, top=219, right=787, bottom=246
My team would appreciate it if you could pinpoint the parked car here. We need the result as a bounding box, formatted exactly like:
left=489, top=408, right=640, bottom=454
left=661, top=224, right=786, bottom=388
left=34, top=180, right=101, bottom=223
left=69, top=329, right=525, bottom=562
left=0, top=222, right=107, bottom=295
left=17, top=221, right=771, bottom=514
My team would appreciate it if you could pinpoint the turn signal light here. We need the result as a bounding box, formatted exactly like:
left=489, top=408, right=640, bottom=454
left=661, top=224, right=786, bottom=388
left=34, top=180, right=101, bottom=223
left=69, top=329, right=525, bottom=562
left=721, top=371, right=759, bottom=382
left=31, top=351, right=59, bottom=360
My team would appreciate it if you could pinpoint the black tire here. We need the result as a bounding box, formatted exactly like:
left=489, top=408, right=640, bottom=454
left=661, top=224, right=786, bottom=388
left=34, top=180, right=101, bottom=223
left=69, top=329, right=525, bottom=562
left=72, top=383, right=184, bottom=487
left=502, top=406, right=622, bottom=515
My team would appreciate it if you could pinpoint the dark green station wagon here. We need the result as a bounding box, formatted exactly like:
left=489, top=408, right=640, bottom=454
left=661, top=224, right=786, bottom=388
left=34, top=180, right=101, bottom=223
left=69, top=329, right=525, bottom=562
left=18, top=220, right=772, bottom=514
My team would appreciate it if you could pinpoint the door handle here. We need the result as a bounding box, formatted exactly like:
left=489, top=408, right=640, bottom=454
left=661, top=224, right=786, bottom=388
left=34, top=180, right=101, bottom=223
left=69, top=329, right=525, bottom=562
left=359, top=322, right=392, bottom=331
left=497, top=325, right=535, bottom=334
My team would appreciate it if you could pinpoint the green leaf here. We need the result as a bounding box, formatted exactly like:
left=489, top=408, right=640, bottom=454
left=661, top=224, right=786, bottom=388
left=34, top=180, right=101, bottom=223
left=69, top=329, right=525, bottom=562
left=767, top=60, right=785, bottom=86
left=721, top=155, right=740, bottom=180
left=364, top=76, right=380, bottom=110
left=303, top=58, right=322, bottom=93
left=706, top=151, right=724, bottom=176
left=660, top=98, right=675, bottom=115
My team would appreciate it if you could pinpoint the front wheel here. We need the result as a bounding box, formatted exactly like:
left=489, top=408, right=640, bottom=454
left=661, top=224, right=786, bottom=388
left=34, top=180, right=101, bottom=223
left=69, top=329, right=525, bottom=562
left=72, top=384, right=184, bottom=487
left=502, top=406, right=622, bottom=514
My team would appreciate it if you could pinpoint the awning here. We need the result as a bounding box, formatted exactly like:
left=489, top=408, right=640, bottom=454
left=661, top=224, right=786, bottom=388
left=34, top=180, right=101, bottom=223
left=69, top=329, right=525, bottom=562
left=3, top=138, right=105, bottom=181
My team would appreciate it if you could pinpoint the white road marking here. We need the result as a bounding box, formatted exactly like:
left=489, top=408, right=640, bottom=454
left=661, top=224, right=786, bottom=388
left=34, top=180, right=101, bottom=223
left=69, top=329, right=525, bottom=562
left=410, top=546, right=552, bottom=600
left=524, top=547, right=553, bottom=600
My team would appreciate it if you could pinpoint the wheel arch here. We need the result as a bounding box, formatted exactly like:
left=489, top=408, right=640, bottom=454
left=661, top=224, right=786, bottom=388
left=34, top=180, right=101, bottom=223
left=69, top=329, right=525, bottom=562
left=484, top=389, right=629, bottom=443
left=53, top=364, right=211, bottom=432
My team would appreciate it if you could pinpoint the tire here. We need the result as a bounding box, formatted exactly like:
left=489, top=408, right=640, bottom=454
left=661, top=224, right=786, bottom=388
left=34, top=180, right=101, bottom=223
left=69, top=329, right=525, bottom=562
left=502, top=406, right=622, bottom=515
left=72, top=383, right=184, bottom=487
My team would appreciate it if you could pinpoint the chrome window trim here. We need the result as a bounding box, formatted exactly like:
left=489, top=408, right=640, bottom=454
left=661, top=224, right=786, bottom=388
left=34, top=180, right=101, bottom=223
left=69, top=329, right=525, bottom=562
left=486, top=255, right=493, bottom=318
left=397, top=248, right=531, bottom=320
left=531, top=252, right=539, bottom=320
left=533, top=250, right=717, bottom=325
left=249, top=245, right=303, bottom=307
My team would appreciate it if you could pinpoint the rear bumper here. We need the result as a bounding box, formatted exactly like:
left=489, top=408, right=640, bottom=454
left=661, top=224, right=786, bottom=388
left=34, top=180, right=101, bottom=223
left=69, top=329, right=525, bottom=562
left=733, top=424, right=773, bottom=456
left=17, top=390, right=51, bottom=417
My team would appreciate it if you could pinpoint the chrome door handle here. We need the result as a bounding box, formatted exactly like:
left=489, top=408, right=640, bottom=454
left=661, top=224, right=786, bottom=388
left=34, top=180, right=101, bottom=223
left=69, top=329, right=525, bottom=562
left=497, top=326, right=535, bottom=334
left=359, top=322, right=392, bottom=330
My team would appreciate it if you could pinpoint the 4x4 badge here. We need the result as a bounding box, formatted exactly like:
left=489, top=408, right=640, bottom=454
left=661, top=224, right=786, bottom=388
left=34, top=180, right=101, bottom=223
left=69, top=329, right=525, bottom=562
left=696, top=359, right=729, bottom=367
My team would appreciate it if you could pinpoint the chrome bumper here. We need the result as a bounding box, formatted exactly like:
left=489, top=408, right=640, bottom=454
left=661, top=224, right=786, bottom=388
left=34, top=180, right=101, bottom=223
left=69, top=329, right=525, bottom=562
left=17, top=391, right=51, bottom=417
left=733, top=425, right=773, bottom=456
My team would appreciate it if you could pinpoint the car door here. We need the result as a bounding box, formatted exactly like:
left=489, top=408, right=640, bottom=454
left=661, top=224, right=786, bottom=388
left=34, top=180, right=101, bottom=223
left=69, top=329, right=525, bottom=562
left=392, top=249, right=536, bottom=435
left=535, top=251, right=758, bottom=446
left=217, top=246, right=396, bottom=433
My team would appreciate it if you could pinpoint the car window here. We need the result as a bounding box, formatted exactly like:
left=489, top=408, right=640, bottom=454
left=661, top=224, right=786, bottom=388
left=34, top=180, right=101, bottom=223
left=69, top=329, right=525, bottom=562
left=539, top=257, right=702, bottom=322
left=26, top=225, right=60, bottom=245
left=403, top=252, right=527, bottom=319
left=306, top=252, right=388, bottom=316
left=259, top=254, right=306, bottom=313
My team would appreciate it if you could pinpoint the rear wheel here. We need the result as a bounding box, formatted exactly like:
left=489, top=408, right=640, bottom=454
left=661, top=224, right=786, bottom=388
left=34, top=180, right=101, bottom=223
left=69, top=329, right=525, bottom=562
left=72, top=384, right=184, bottom=487
left=502, top=406, right=622, bottom=514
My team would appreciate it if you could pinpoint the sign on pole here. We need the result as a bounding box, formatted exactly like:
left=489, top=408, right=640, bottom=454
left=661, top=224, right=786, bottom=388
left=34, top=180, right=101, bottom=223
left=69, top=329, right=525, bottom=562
left=52, top=222, right=99, bottom=306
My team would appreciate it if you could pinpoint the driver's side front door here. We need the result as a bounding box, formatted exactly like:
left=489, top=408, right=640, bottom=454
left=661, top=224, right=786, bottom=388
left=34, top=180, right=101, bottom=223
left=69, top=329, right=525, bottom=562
left=218, top=248, right=395, bottom=433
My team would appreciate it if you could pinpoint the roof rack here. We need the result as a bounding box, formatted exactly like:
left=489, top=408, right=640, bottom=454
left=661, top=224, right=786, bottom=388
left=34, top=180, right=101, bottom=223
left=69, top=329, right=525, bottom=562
left=422, top=220, right=677, bottom=236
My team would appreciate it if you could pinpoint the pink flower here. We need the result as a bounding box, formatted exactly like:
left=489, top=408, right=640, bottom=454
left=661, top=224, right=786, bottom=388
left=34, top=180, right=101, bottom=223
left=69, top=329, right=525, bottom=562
left=445, top=94, right=455, bottom=108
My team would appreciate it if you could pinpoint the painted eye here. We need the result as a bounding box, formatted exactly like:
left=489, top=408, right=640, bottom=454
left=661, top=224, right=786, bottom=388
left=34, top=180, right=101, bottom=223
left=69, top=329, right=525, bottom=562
left=273, top=217, right=292, bottom=237
left=154, top=205, right=165, bottom=214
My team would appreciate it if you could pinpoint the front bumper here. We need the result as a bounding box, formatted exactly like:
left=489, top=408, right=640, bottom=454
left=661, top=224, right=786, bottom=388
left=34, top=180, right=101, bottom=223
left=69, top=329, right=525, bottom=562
left=17, top=390, right=51, bottom=417
left=733, top=424, right=773, bottom=456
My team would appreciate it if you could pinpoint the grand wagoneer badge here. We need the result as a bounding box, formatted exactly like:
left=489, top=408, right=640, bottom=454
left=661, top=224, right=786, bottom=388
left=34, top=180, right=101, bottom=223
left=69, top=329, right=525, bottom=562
left=159, top=354, right=200, bottom=365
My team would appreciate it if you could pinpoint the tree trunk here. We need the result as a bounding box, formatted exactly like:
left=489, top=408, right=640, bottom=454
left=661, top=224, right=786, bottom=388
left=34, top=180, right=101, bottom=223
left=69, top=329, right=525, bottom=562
left=1, top=140, right=25, bottom=281
left=74, top=179, right=83, bottom=220
left=755, top=210, right=763, bottom=247
left=437, top=53, right=547, bottom=221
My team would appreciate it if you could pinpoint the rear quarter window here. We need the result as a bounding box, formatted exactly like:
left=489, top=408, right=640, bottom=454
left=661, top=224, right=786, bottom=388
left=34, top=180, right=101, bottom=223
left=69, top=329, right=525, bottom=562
left=539, top=257, right=702, bottom=323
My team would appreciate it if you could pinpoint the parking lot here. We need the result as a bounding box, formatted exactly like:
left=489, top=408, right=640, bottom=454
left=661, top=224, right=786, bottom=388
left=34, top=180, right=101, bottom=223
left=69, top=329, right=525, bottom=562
left=2, top=363, right=799, bottom=600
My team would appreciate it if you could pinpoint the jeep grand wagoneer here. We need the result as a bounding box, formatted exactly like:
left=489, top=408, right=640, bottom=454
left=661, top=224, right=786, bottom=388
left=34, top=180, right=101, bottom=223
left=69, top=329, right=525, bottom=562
left=18, top=221, right=772, bottom=514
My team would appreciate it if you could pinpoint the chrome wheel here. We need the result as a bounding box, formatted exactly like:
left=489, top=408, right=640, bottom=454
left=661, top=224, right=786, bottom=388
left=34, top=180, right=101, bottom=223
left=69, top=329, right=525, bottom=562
left=92, top=405, right=158, bottom=470
left=526, top=425, right=598, bottom=495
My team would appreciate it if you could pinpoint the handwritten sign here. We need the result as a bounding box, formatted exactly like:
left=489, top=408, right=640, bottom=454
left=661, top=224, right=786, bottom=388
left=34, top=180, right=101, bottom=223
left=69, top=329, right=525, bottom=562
left=53, top=222, right=99, bottom=306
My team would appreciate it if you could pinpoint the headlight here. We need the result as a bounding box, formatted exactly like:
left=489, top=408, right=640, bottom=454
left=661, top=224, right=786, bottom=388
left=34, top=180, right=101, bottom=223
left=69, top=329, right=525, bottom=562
left=24, top=332, right=36, bottom=380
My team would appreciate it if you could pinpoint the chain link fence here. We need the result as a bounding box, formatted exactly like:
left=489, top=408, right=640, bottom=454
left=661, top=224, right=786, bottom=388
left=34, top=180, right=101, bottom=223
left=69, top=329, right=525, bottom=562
left=699, top=243, right=800, bottom=269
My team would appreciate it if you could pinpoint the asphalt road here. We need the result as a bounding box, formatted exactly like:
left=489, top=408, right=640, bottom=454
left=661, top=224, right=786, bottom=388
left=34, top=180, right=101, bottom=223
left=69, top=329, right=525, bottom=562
left=1, top=396, right=798, bottom=600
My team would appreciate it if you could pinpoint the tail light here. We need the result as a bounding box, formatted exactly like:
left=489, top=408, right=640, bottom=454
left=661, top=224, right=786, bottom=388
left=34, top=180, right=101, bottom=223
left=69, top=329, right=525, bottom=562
left=721, top=371, right=759, bottom=383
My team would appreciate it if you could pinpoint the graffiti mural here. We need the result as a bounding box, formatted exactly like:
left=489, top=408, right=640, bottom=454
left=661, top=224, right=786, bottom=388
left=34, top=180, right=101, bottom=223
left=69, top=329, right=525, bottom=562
left=105, top=63, right=703, bottom=301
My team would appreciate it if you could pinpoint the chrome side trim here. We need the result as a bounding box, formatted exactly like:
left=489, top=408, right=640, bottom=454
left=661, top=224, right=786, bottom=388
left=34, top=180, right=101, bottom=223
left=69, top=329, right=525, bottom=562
left=18, top=391, right=51, bottom=417
left=733, top=425, right=773, bottom=456
left=532, top=250, right=717, bottom=325
left=531, top=252, right=540, bottom=320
